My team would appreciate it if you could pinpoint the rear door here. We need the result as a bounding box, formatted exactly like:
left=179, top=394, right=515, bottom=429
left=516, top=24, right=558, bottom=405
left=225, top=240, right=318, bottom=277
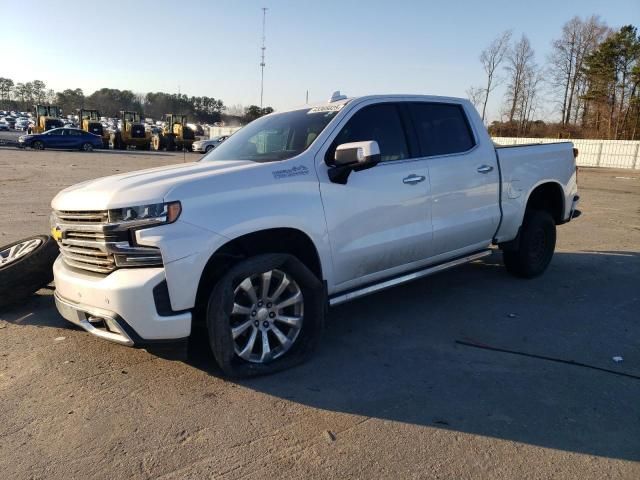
left=67, top=129, right=86, bottom=148
left=318, top=101, right=433, bottom=290
left=408, top=102, right=500, bottom=256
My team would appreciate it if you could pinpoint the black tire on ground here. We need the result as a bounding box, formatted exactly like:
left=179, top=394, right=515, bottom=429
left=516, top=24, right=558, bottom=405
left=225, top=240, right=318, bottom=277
left=205, top=145, right=214, bottom=153
left=502, top=210, right=556, bottom=278
left=206, top=253, right=325, bottom=378
left=32, top=140, right=44, bottom=150
left=81, top=142, right=93, bottom=152
left=0, top=235, right=59, bottom=309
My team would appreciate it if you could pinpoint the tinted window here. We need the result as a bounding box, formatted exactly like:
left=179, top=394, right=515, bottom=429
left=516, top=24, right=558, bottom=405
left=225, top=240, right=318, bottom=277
left=409, top=103, right=475, bottom=156
left=46, top=128, right=63, bottom=135
left=68, top=129, right=84, bottom=136
left=331, top=104, right=408, bottom=162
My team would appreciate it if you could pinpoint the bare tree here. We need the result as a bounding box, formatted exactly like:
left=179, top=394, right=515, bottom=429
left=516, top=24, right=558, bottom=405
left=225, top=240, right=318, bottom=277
left=548, top=15, right=608, bottom=125
left=504, top=35, right=535, bottom=123
left=478, top=30, right=512, bottom=121
left=466, top=86, right=485, bottom=110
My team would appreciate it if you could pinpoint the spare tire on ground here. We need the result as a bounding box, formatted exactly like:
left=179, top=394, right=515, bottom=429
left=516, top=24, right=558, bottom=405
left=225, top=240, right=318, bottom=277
left=0, top=235, right=59, bottom=309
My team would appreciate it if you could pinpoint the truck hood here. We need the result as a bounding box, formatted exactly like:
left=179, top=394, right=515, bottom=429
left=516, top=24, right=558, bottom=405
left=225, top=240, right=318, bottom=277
left=51, top=160, right=255, bottom=211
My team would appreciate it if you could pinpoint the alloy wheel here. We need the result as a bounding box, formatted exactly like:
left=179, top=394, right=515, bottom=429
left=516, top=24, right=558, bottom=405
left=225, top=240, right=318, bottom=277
left=230, top=269, right=304, bottom=363
left=0, top=238, right=42, bottom=266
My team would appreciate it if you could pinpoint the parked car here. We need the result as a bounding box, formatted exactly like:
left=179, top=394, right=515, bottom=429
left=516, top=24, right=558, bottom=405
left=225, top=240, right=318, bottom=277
left=0, top=122, right=9, bottom=131
left=14, top=119, right=31, bottom=131
left=19, top=127, right=103, bottom=151
left=50, top=93, right=580, bottom=377
left=192, top=135, right=230, bottom=153
left=2, top=117, right=16, bottom=128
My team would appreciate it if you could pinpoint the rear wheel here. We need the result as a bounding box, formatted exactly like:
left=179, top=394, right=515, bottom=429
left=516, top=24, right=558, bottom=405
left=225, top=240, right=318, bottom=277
left=206, top=254, right=325, bottom=378
left=32, top=140, right=44, bottom=150
left=81, top=142, right=93, bottom=152
left=502, top=210, right=556, bottom=278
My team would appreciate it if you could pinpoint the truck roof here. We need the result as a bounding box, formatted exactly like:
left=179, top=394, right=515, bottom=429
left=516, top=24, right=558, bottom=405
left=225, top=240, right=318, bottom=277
left=280, top=94, right=469, bottom=114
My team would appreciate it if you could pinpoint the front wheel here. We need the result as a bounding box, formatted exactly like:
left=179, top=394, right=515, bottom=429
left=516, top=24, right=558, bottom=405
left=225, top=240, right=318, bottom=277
left=206, top=254, right=325, bottom=378
left=32, top=140, right=44, bottom=150
left=81, top=142, right=93, bottom=152
left=502, top=210, right=556, bottom=278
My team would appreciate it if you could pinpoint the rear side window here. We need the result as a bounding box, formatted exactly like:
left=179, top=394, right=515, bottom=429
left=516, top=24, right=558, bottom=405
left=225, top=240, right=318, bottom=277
left=331, top=103, right=409, bottom=162
left=409, top=103, right=475, bottom=156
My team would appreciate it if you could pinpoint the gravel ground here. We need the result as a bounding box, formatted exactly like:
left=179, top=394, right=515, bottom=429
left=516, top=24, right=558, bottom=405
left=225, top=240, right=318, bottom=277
left=0, top=146, right=639, bottom=479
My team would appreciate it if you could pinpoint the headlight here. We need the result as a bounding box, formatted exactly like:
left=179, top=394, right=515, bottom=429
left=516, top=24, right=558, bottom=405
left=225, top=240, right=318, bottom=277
left=108, top=201, right=181, bottom=226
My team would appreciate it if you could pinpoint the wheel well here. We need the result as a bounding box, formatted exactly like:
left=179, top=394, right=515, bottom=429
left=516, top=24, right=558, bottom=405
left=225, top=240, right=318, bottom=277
left=193, top=228, right=323, bottom=322
left=525, top=182, right=564, bottom=224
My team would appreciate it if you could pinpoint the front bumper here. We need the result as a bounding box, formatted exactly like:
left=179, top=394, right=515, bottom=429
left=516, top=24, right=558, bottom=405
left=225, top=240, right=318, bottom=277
left=191, top=143, right=207, bottom=152
left=53, top=257, right=191, bottom=345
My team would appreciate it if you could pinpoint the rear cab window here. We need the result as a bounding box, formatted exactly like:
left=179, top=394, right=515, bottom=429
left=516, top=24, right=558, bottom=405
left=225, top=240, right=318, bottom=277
left=408, top=103, right=476, bottom=157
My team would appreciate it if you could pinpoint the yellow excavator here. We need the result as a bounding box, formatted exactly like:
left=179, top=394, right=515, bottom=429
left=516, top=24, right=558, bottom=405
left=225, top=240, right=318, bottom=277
left=110, top=111, right=151, bottom=150
left=151, top=114, right=195, bottom=151
left=79, top=109, right=109, bottom=148
left=28, top=105, right=64, bottom=134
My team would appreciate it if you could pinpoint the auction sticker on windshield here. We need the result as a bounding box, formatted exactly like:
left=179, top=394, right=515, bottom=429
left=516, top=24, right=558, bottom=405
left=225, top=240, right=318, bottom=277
left=307, top=104, right=345, bottom=114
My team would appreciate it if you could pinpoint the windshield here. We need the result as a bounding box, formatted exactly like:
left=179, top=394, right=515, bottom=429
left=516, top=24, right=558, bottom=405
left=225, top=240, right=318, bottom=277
left=202, top=108, right=340, bottom=162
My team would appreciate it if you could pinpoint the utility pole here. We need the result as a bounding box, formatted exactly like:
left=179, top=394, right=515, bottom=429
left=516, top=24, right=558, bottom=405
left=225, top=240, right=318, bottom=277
left=259, top=7, right=268, bottom=110
left=306, top=90, right=309, bottom=104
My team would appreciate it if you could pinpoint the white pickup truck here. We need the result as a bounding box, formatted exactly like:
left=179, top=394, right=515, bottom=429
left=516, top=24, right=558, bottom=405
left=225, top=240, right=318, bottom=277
left=51, top=93, right=580, bottom=377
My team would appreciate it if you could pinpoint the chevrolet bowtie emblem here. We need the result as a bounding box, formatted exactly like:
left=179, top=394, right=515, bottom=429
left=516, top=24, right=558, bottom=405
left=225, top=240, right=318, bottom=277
left=51, top=226, right=63, bottom=241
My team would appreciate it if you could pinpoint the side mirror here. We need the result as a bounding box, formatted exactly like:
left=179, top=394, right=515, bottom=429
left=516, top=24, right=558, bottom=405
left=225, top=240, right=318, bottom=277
left=334, top=140, right=381, bottom=166
left=329, top=140, right=381, bottom=184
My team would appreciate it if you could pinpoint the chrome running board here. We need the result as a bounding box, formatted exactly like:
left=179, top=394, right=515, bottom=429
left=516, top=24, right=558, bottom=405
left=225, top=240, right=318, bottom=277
left=329, top=250, right=492, bottom=306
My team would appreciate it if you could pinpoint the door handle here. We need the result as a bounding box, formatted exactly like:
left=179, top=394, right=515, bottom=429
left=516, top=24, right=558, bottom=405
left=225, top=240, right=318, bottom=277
left=477, top=165, right=494, bottom=174
left=403, top=174, right=426, bottom=185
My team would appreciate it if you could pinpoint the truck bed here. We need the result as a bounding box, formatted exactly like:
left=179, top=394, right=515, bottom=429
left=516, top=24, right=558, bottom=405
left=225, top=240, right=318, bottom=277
left=494, top=142, right=578, bottom=243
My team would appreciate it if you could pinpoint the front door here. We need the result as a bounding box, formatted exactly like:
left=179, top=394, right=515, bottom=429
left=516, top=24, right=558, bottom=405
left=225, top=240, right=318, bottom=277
left=318, top=102, right=433, bottom=291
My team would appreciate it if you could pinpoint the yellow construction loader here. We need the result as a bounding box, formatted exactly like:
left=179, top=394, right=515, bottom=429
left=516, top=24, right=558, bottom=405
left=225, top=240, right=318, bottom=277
left=29, top=105, right=64, bottom=134
left=79, top=109, right=109, bottom=148
left=151, top=114, right=195, bottom=151
left=110, top=111, right=151, bottom=150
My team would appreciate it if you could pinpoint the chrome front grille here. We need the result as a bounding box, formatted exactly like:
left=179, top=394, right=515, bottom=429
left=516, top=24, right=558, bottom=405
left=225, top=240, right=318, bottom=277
left=56, top=210, right=109, bottom=223
left=53, top=210, right=163, bottom=274
left=54, top=210, right=117, bottom=274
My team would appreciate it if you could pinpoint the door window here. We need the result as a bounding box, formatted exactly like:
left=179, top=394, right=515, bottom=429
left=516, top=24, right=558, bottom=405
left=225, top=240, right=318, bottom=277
left=409, top=103, right=475, bottom=157
left=330, top=104, right=409, bottom=163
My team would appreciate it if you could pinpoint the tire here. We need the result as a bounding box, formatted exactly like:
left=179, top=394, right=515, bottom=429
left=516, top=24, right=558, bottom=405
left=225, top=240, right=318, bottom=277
left=0, top=235, right=59, bottom=309
left=81, top=142, right=93, bottom=152
left=205, top=145, right=214, bottom=153
left=503, top=210, right=556, bottom=278
left=206, top=253, right=325, bottom=378
left=32, top=140, right=44, bottom=150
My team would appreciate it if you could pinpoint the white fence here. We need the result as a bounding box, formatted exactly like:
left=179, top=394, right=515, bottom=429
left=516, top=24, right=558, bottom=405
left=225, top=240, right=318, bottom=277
left=492, top=137, right=640, bottom=169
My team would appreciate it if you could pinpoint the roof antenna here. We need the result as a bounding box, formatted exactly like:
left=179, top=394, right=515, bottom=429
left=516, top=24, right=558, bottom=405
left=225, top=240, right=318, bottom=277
left=329, top=90, right=347, bottom=102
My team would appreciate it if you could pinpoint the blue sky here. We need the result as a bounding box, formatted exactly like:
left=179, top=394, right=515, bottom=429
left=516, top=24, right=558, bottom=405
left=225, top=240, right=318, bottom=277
left=3, top=0, right=638, bottom=120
